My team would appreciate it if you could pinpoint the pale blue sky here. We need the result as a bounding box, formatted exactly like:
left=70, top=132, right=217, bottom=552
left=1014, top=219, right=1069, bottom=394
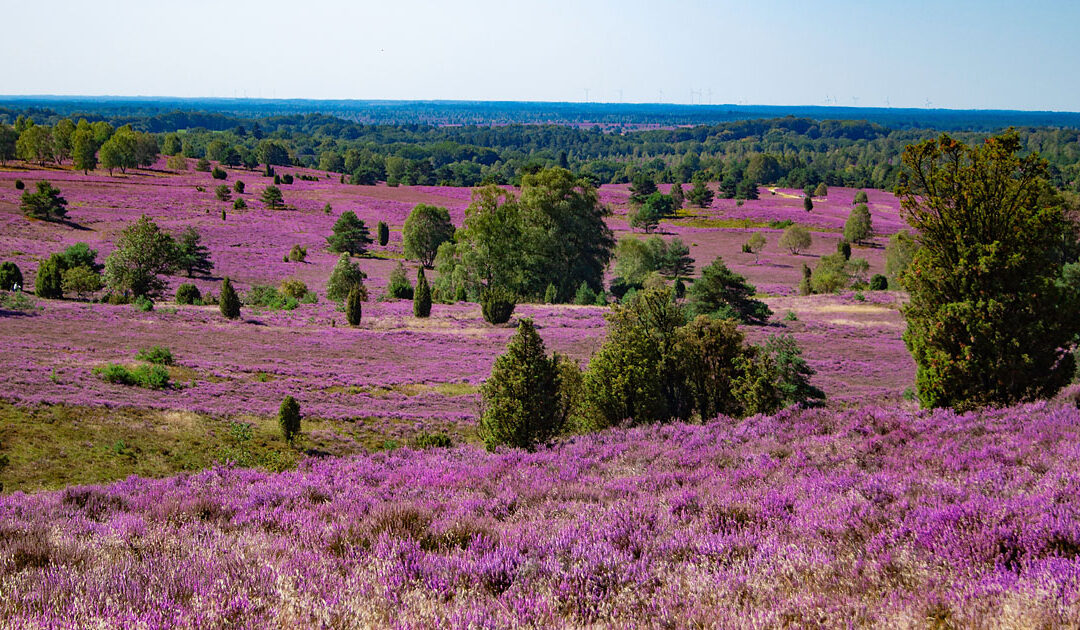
left=2, top=0, right=1077, bottom=110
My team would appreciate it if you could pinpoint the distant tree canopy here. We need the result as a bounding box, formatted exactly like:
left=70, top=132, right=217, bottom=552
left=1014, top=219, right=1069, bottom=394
left=898, top=131, right=1080, bottom=411
left=402, top=204, right=454, bottom=267
left=434, top=167, right=613, bottom=303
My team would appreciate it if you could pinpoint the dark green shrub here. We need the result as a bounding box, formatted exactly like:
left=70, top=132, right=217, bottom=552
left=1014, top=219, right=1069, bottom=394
left=175, top=283, right=201, bottom=305
left=854, top=190, right=869, bottom=204
left=211, top=167, right=227, bottom=180
left=273, top=174, right=281, bottom=185
left=214, top=185, right=231, bottom=202
left=326, top=211, right=372, bottom=256
left=195, top=158, right=211, bottom=172
left=135, top=345, right=174, bottom=365
left=279, top=279, right=308, bottom=300
left=21, top=181, right=67, bottom=221
left=232, top=198, right=246, bottom=210
left=278, top=395, right=301, bottom=442
left=414, top=267, right=432, bottom=317
left=385, top=263, right=413, bottom=299
left=837, top=241, right=851, bottom=260
left=346, top=288, right=363, bottom=326
left=759, top=334, right=825, bottom=408
left=327, top=254, right=367, bottom=303
left=0, top=261, right=23, bottom=291
left=233, top=180, right=245, bottom=194
left=377, top=221, right=389, bottom=246
left=93, top=363, right=170, bottom=389
left=260, top=185, right=284, bottom=209
left=14, top=179, right=24, bottom=190
left=869, top=274, right=888, bottom=291
left=573, top=281, right=597, bottom=305
left=478, top=319, right=565, bottom=451
left=133, top=295, right=153, bottom=311
left=687, top=257, right=772, bottom=324
left=543, top=283, right=557, bottom=304
left=281, top=174, right=294, bottom=185
left=34, top=254, right=65, bottom=299
left=481, top=287, right=515, bottom=324
left=410, top=432, right=452, bottom=449
left=219, top=277, right=241, bottom=319
left=287, top=244, right=307, bottom=262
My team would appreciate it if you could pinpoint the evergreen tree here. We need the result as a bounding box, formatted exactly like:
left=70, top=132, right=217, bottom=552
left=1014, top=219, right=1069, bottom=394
left=0, top=261, right=23, bottom=291
left=345, top=288, right=363, bottom=326
left=413, top=267, right=432, bottom=317
left=326, top=211, right=372, bottom=256
left=803, top=196, right=814, bottom=212
left=175, top=227, right=214, bottom=277
left=278, top=396, right=301, bottom=442
left=219, top=277, right=241, bottom=319
left=20, top=181, right=68, bottom=221
left=688, top=257, right=772, bottom=325
left=478, top=318, right=565, bottom=451
left=260, top=185, right=284, bottom=209
left=34, top=254, right=65, bottom=299
left=377, top=221, right=389, bottom=246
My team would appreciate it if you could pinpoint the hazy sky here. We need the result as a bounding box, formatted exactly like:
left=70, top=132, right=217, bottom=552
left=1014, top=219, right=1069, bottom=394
left=3, top=0, right=1077, bottom=111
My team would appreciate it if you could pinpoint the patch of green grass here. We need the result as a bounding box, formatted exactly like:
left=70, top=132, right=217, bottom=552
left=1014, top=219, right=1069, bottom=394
left=368, top=250, right=406, bottom=260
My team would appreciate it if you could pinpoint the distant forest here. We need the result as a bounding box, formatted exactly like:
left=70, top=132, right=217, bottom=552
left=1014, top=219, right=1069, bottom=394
left=1, top=98, right=1078, bottom=192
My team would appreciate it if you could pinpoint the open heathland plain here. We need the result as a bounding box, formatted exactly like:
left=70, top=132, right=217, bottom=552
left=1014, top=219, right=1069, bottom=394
left=4, top=159, right=1074, bottom=626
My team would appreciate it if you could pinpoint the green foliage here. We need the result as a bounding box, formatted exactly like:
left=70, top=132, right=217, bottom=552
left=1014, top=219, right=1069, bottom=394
left=166, top=154, right=187, bottom=171
left=244, top=285, right=298, bottom=310
left=195, top=158, right=211, bottom=172
left=21, top=181, right=68, bottom=221
left=133, top=295, right=154, bottom=312
left=745, top=232, right=766, bottom=261
left=813, top=182, right=828, bottom=197
left=897, top=131, right=1080, bottom=410
left=543, top=283, right=557, bottom=304
left=779, top=224, right=812, bottom=254
left=104, top=215, right=178, bottom=298
left=286, top=244, right=307, bottom=263
left=809, top=253, right=857, bottom=293
left=175, top=283, right=201, bottom=305
left=854, top=190, right=869, bottom=204
left=687, top=257, right=772, bottom=324
left=478, top=319, right=566, bottom=451
left=326, top=253, right=368, bottom=303
left=629, top=173, right=658, bottom=204
left=345, top=288, right=363, bottom=326
left=61, top=265, right=102, bottom=299
left=869, top=274, right=888, bottom=290
left=72, top=128, right=97, bottom=173
left=843, top=203, right=873, bottom=244
left=573, top=281, right=597, bottom=305
left=630, top=192, right=675, bottom=233
left=279, top=279, right=309, bottom=300
left=481, top=286, right=516, bottom=324
left=410, top=432, right=452, bottom=449
left=385, top=263, right=414, bottom=299
left=34, top=254, right=65, bottom=299
left=135, top=346, right=174, bottom=365
left=760, top=334, right=825, bottom=408
left=231, top=198, right=245, bottom=210
left=214, top=184, right=231, bottom=202
left=258, top=140, right=290, bottom=167
left=885, top=230, right=918, bottom=288
left=60, top=243, right=101, bottom=272
left=837, top=240, right=852, bottom=260
left=403, top=204, right=454, bottom=267
left=219, top=277, right=241, bottom=319
left=413, top=267, right=432, bottom=317
left=614, top=235, right=694, bottom=288
left=0, top=261, right=23, bottom=291
left=211, top=166, right=227, bottom=180
left=803, top=196, right=813, bottom=212
left=233, top=180, right=245, bottom=194
left=326, top=211, right=372, bottom=256
left=260, top=185, right=284, bottom=209
left=687, top=180, right=714, bottom=208
left=439, top=169, right=613, bottom=303
left=93, top=363, right=170, bottom=389
left=175, top=227, right=213, bottom=278
left=14, top=179, right=24, bottom=190
left=377, top=221, right=389, bottom=246
left=278, top=396, right=301, bottom=442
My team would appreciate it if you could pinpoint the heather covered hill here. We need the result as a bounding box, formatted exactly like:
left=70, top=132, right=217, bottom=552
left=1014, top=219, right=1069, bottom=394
left=1, top=402, right=1078, bottom=627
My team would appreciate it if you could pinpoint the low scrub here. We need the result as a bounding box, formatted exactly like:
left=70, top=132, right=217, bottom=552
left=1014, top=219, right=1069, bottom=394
left=92, top=363, right=170, bottom=389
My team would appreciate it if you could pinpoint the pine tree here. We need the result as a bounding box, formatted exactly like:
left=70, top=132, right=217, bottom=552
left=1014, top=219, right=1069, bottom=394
left=377, top=221, right=389, bottom=246
left=413, top=267, right=432, bottom=317
left=219, top=277, right=240, bottom=319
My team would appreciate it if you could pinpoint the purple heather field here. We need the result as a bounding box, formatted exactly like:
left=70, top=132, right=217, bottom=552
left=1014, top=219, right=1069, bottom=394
left=4, top=159, right=1077, bottom=627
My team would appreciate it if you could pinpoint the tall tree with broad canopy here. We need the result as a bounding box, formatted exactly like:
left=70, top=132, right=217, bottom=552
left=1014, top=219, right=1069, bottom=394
left=403, top=204, right=454, bottom=267
left=104, top=215, right=178, bottom=298
left=897, top=131, right=1080, bottom=410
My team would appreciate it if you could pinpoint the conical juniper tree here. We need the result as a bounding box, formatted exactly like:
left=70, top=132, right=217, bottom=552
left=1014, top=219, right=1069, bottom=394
left=478, top=318, right=565, bottom=451
left=897, top=131, right=1080, bottom=410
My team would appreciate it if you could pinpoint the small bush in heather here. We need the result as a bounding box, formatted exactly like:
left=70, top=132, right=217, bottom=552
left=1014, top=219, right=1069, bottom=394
left=278, top=396, right=301, bottom=443
left=281, top=174, right=294, bottom=185
left=377, top=221, right=389, bottom=246
left=854, top=190, right=869, bottom=204
left=345, top=288, right=363, bottom=326
left=323, top=203, right=332, bottom=215
left=326, top=253, right=367, bottom=303
left=133, top=295, right=153, bottom=311
left=286, top=244, right=307, bottom=263
left=273, top=174, right=281, bottom=185
left=869, top=274, right=888, bottom=291
left=837, top=240, right=851, bottom=260
left=214, top=185, right=231, bottom=202
left=261, top=185, right=284, bottom=209
left=573, top=281, right=597, bottom=305
left=386, top=263, right=413, bottom=299
left=211, top=166, right=227, bottom=180
left=195, top=158, right=211, bottom=172
left=803, top=196, right=813, bottom=212
left=175, top=283, right=201, bottom=305
left=219, top=277, right=241, bottom=319
left=221, top=208, right=227, bottom=221
left=410, top=432, right=452, bottom=449
left=232, top=198, right=246, bottom=210
left=15, top=179, right=25, bottom=190
left=233, top=180, right=245, bottom=194
left=135, top=345, right=173, bottom=365
left=93, top=363, right=170, bottom=389
left=0, top=261, right=24, bottom=291
left=784, top=310, right=798, bottom=321
left=481, top=286, right=516, bottom=324
left=414, top=267, right=432, bottom=317
left=280, top=279, right=309, bottom=300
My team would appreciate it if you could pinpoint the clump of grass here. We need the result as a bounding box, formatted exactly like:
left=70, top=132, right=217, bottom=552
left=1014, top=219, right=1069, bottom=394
left=92, top=363, right=170, bottom=389
left=135, top=346, right=174, bottom=365
left=783, top=310, right=798, bottom=321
